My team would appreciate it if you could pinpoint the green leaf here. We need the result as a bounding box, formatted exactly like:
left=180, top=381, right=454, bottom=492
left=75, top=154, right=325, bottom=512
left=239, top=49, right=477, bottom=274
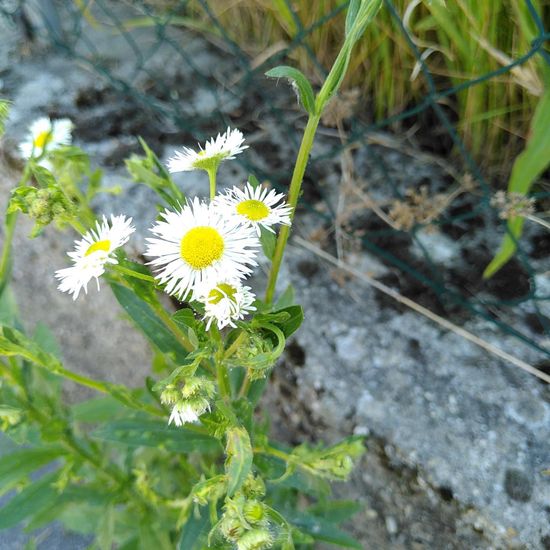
left=484, top=88, right=550, bottom=277
left=271, top=305, right=304, bottom=338
left=289, top=512, right=363, bottom=549
left=308, top=500, right=363, bottom=523
left=248, top=174, right=261, bottom=189
left=266, top=65, right=316, bottom=115
left=225, top=426, right=253, bottom=497
left=33, top=322, right=61, bottom=359
left=345, top=0, right=361, bottom=37
left=0, top=471, right=60, bottom=530
left=259, top=226, right=276, bottom=261
left=178, top=505, right=210, bottom=550
left=0, top=285, right=19, bottom=328
left=29, top=164, right=56, bottom=188
left=0, top=447, right=65, bottom=497
left=70, top=395, right=127, bottom=423
left=92, top=417, right=221, bottom=453
left=274, top=284, right=295, bottom=310
left=110, top=283, right=188, bottom=363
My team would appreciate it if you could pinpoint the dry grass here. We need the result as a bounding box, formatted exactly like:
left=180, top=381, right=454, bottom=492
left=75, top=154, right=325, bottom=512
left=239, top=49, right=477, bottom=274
left=187, top=0, right=549, bottom=168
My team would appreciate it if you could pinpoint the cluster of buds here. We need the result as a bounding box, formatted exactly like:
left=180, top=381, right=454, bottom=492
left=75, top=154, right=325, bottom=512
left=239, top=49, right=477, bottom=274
left=490, top=190, right=535, bottom=220
left=218, top=475, right=272, bottom=550
left=160, top=376, right=216, bottom=427
left=8, top=184, right=74, bottom=235
left=297, top=437, right=365, bottom=481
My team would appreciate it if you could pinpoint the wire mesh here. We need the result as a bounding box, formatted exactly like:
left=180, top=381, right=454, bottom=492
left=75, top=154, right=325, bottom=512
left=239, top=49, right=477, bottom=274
left=5, top=0, right=550, bottom=364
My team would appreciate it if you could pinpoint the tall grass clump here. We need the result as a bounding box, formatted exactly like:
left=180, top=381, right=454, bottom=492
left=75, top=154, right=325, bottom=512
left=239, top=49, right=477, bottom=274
left=190, top=0, right=549, bottom=168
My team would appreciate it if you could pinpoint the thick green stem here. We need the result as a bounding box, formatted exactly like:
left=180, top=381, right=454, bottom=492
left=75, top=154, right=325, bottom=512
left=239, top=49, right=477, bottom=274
left=265, top=114, right=321, bottom=304
left=207, top=167, right=217, bottom=200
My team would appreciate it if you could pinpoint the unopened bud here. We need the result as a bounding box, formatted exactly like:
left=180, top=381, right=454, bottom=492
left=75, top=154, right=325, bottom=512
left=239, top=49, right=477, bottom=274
left=236, top=528, right=273, bottom=550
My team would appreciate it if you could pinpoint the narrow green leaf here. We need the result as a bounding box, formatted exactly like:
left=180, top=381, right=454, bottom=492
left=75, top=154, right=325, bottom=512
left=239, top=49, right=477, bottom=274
left=111, top=283, right=188, bottom=363
left=484, top=88, right=550, bottom=277
left=70, top=395, right=127, bottom=422
left=178, top=506, right=210, bottom=550
left=0, top=447, right=65, bottom=497
left=0, top=99, right=10, bottom=137
left=266, top=65, right=316, bottom=115
left=0, top=471, right=60, bottom=530
left=225, top=426, right=253, bottom=497
left=308, top=500, right=363, bottom=523
left=345, top=0, right=361, bottom=36
left=92, top=417, right=221, bottom=453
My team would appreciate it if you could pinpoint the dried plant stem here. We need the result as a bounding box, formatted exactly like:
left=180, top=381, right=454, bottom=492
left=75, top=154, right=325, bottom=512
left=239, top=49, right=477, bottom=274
left=294, top=236, right=550, bottom=385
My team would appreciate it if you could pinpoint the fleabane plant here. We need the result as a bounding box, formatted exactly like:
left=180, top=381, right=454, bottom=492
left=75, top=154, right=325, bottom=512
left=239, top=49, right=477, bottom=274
left=0, top=2, right=383, bottom=548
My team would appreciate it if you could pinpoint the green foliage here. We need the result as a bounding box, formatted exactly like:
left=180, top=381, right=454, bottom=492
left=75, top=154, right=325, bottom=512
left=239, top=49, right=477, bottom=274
left=484, top=87, right=550, bottom=277
left=265, top=66, right=316, bottom=115
left=225, top=427, right=253, bottom=497
left=0, top=3, right=377, bottom=547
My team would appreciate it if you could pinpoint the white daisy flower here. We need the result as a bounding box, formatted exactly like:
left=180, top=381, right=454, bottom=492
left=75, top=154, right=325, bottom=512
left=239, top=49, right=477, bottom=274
left=146, top=198, right=259, bottom=300
left=19, top=117, right=73, bottom=163
left=214, top=182, right=292, bottom=236
left=197, top=279, right=256, bottom=330
left=55, top=214, right=135, bottom=300
left=167, top=127, right=247, bottom=173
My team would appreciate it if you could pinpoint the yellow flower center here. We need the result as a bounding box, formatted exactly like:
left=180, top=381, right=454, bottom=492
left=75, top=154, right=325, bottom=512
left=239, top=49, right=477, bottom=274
left=85, top=240, right=111, bottom=256
left=180, top=226, right=224, bottom=269
left=208, top=283, right=237, bottom=305
left=33, top=130, right=52, bottom=149
left=236, top=199, right=270, bottom=221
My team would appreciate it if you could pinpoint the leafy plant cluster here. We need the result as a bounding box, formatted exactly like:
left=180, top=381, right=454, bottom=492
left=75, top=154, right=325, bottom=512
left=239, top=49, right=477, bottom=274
left=0, top=2, right=385, bottom=548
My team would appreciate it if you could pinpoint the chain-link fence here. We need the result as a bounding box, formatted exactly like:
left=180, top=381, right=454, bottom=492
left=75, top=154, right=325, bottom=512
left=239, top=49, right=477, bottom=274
left=4, top=0, right=550, bottom=369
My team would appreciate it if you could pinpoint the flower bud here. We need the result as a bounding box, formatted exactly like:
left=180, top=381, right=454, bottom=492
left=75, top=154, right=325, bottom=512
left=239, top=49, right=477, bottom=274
left=236, top=528, right=273, bottom=550
left=243, top=500, right=266, bottom=525
left=242, top=474, right=266, bottom=499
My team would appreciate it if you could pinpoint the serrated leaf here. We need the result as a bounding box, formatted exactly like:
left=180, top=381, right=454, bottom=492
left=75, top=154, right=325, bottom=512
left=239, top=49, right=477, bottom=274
left=92, top=417, right=221, bottom=453
left=225, top=426, right=253, bottom=497
left=484, top=88, right=550, bottom=277
left=0, top=471, right=60, bottom=530
left=266, top=65, right=316, bottom=115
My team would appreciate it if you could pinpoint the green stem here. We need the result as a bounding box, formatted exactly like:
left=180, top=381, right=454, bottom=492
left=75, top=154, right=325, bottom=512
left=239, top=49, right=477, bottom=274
left=224, top=330, right=247, bottom=359
left=265, top=114, right=321, bottom=304
left=211, top=327, right=230, bottom=398
left=151, top=299, right=194, bottom=353
left=207, top=167, right=217, bottom=200
left=112, top=264, right=156, bottom=283
left=0, top=212, right=17, bottom=289
left=238, top=373, right=251, bottom=399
